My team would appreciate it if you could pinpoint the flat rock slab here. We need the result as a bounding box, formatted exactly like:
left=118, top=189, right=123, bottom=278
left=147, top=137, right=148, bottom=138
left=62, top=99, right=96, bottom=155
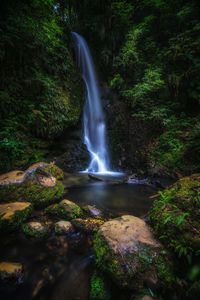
left=0, top=262, right=23, bottom=280
left=63, top=173, right=90, bottom=188
left=0, top=202, right=31, bottom=220
left=99, top=215, right=160, bottom=254
left=88, top=173, right=127, bottom=183
left=0, top=171, right=26, bottom=185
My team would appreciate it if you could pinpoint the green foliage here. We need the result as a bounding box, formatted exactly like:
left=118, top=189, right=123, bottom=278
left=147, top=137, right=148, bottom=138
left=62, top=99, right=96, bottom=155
left=149, top=174, right=200, bottom=263
left=69, top=0, right=200, bottom=175
left=0, top=0, right=82, bottom=172
left=149, top=117, right=200, bottom=174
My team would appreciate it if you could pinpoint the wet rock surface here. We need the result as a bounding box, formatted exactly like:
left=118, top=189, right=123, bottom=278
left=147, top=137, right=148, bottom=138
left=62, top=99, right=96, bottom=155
left=94, top=215, right=174, bottom=290
left=54, top=220, right=74, bottom=235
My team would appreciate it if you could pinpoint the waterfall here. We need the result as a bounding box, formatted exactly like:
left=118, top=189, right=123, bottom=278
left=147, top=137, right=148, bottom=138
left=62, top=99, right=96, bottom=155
left=72, top=32, right=111, bottom=174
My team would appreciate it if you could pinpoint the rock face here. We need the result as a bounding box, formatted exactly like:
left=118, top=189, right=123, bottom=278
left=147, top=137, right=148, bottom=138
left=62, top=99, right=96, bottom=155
left=94, top=215, right=174, bottom=290
left=0, top=262, right=23, bottom=281
left=149, top=174, right=200, bottom=258
left=46, top=199, right=83, bottom=220
left=0, top=202, right=32, bottom=232
left=0, top=162, right=64, bottom=208
left=55, top=220, right=74, bottom=235
left=22, top=221, right=48, bottom=238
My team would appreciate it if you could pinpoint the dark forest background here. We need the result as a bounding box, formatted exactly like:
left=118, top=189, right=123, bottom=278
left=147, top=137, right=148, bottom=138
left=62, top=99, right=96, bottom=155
left=0, top=0, right=199, bottom=177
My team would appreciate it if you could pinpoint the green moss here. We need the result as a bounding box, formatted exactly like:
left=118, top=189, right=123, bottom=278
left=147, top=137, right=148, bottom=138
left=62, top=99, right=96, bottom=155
left=93, top=232, right=124, bottom=283
left=22, top=223, right=48, bottom=238
left=70, top=205, right=83, bottom=219
left=0, top=180, right=64, bottom=208
left=90, top=271, right=107, bottom=300
left=43, top=164, right=64, bottom=180
left=0, top=205, right=32, bottom=232
left=45, top=203, right=66, bottom=218
left=45, top=201, right=83, bottom=220
left=155, top=252, right=176, bottom=286
left=136, top=245, right=175, bottom=288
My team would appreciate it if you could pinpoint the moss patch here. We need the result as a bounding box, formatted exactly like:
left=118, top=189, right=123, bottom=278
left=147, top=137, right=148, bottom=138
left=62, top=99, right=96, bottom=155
left=90, top=271, right=107, bottom=300
left=0, top=179, right=64, bottom=208
left=43, top=163, right=64, bottom=180
left=45, top=199, right=83, bottom=220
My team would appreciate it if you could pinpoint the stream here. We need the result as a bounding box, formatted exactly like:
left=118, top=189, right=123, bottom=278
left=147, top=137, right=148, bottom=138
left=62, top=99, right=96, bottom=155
left=0, top=182, right=156, bottom=300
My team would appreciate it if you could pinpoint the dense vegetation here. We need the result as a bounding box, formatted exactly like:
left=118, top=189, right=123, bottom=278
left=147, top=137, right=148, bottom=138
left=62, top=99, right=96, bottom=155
left=0, top=2, right=199, bottom=299
left=66, top=0, right=200, bottom=176
left=0, top=0, right=199, bottom=176
left=0, top=0, right=82, bottom=172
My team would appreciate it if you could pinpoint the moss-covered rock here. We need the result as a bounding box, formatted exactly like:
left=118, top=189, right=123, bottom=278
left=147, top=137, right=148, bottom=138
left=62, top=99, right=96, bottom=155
left=93, top=215, right=175, bottom=291
left=149, top=174, right=200, bottom=259
left=22, top=221, right=48, bottom=238
left=42, top=163, right=64, bottom=180
left=46, top=199, right=83, bottom=220
left=0, top=202, right=32, bottom=232
left=54, top=220, right=74, bottom=235
left=0, top=162, right=64, bottom=208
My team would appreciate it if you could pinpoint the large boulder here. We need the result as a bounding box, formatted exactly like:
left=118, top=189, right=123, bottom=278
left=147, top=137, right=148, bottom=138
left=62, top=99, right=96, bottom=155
left=0, top=162, right=64, bottom=208
left=0, top=202, right=32, bottom=232
left=46, top=199, right=83, bottom=220
left=94, top=215, right=174, bottom=290
left=149, top=174, right=200, bottom=258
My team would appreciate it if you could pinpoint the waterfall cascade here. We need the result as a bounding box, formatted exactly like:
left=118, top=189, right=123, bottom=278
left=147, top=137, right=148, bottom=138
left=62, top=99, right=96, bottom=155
left=72, top=32, right=112, bottom=174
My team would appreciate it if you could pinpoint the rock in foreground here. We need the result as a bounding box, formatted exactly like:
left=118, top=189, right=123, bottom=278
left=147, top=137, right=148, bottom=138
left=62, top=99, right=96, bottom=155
left=94, top=215, right=174, bottom=290
left=0, top=202, right=32, bottom=232
left=0, top=262, right=23, bottom=281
